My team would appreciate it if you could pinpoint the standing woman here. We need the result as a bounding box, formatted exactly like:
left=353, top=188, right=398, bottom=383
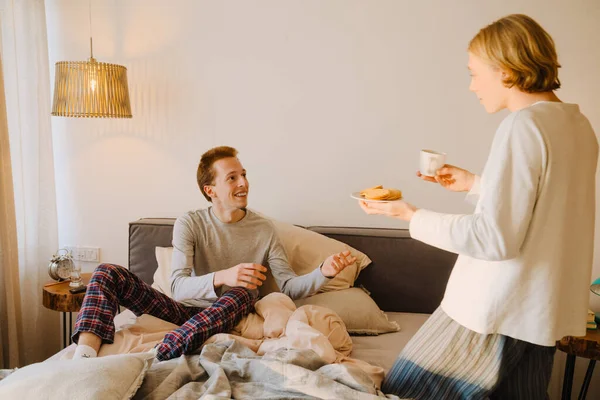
left=359, top=14, right=598, bottom=399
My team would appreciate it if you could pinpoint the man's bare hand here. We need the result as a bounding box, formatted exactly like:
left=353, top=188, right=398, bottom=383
left=321, top=251, right=357, bottom=278
left=214, top=263, right=267, bottom=289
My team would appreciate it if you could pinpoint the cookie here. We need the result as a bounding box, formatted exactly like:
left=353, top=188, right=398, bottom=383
left=360, top=186, right=402, bottom=200
left=360, top=185, right=383, bottom=196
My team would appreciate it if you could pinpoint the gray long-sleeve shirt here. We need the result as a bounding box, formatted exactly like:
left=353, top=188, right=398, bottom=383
left=170, top=208, right=331, bottom=308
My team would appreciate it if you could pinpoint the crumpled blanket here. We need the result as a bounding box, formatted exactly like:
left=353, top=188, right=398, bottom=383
left=87, top=292, right=386, bottom=388
left=208, top=292, right=386, bottom=388
left=60, top=292, right=396, bottom=398
left=134, top=339, right=400, bottom=400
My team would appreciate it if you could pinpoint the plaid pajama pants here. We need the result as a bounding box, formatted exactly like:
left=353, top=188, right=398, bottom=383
left=382, top=307, right=556, bottom=400
left=72, top=263, right=256, bottom=361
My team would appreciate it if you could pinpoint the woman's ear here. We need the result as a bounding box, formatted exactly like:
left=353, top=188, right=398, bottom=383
left=499, top=69, right=513, bottom=87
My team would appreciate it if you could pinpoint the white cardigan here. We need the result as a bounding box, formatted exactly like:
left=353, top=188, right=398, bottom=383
left=410, top=101, right=598, bottom=346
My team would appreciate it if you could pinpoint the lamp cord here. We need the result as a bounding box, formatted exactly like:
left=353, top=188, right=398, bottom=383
left=89, top=0, right=94, bottom=59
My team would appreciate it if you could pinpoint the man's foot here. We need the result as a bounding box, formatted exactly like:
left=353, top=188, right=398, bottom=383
left=154, top=339, right=179, bottom=362
left=72, top=344, right=98, bottom=359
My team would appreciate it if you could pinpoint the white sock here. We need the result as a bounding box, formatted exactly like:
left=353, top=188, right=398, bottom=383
left=73, top=344, right=97, bottom=359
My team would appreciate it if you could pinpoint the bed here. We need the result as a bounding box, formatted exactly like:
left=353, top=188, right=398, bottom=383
left=0, top=217, right=459, bottom=399
left=128, top=218, right=457, bottom=370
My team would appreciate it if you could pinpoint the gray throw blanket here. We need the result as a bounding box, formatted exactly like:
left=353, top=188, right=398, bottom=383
left=134, top=340, right=401, bottom=400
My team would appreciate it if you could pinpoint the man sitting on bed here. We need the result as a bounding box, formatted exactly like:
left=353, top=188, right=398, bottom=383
left=71, top=145, right=356, bottom=361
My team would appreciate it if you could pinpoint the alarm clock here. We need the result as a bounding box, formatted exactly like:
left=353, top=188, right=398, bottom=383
left=48, top=249, right=74, bottom=281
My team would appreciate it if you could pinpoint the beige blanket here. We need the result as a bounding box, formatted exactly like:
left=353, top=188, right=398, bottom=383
left=63, top=293, right=385, bottom=388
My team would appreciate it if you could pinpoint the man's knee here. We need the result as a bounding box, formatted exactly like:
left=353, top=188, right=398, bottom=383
left=93, top=263, right=125, bottom=275
left=220, top=287, right=257, bottom=308
left=90, top=263, right=128, bottom=284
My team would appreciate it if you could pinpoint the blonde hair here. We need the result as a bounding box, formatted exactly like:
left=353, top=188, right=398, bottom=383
left=469, top=14, right=561, bottom=93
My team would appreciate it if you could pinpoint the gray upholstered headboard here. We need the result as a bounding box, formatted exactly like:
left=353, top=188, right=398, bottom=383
left=128, top=218, right=457, bottom=314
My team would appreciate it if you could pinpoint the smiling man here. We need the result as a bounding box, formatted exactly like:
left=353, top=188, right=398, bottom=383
left=71, top=146, right=355, bottom=362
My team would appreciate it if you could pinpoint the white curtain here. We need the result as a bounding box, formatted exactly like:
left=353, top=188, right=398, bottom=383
left=0, top=0, right=60, bottom=366
left=0, top=54, right=22, bottom=370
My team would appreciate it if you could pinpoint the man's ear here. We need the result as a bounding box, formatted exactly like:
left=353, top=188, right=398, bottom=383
left=204, top=185, right=216, bottom=199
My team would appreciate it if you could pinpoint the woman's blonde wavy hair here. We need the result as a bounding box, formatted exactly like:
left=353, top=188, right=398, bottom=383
left=469, top=14, right=561, bottom=93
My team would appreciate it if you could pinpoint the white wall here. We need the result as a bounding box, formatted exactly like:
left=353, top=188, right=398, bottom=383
left=45, top=0, right=600, bottom=397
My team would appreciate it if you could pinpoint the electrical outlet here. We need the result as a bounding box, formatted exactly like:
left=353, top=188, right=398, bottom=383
left=67, top=246, right=100, bottom=262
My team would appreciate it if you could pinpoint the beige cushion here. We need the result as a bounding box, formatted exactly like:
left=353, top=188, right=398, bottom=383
left=261, top=218, right=371, bottom=294
left=294, top=288, right=400, bottom=335
left=0, top=351, right=154, bottom=400
left=151, top=216, right=372, bottom=297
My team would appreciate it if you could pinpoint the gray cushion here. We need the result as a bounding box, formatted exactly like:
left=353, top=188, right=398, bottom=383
left=307, top=227, right=457, bottom=313
left=128, top=219, right=174, bottom=285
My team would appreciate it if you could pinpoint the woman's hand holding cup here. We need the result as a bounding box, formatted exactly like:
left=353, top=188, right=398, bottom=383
left=417, top=164, right=476, bottom=192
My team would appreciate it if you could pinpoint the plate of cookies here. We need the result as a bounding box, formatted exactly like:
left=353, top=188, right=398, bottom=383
left=351, top=185, right=403, bottom=203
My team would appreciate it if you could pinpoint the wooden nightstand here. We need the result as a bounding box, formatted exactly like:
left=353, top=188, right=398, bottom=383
left=557, top=329, right=600, bottom=400
left=42, top=273, right=92, bottom=348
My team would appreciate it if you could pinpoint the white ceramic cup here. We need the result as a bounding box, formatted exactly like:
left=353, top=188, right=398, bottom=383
left=419, top=150, right=447, bottom=177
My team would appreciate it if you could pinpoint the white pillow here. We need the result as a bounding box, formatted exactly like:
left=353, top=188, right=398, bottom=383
left=0, top=351, right=154, bottom=399
left=151, top=246, right=173, bottom=297
left=151, top=217, right=372, bottom=298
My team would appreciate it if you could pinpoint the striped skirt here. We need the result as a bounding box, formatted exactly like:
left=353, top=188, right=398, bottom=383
left=382, top=307, right=556, bottom=400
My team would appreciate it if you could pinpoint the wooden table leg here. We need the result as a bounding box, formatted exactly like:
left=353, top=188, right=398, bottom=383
left=69, top=311, right=73, bottom=345
left=562, top=354, right=576, bottom=400
left=577, top=359, right=596, bottom=400
left=62, top=312, right=67, bottom=348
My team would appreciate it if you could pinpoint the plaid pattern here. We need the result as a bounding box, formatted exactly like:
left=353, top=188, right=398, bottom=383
left=382, top=307, right=556, bottom=400
left=154, top=287, right=255, bottom=361
left=73, top=264, right=255, bottom=361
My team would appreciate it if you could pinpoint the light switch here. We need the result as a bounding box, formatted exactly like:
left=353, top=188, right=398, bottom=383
left=67, top=246, right=101, bottom=262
